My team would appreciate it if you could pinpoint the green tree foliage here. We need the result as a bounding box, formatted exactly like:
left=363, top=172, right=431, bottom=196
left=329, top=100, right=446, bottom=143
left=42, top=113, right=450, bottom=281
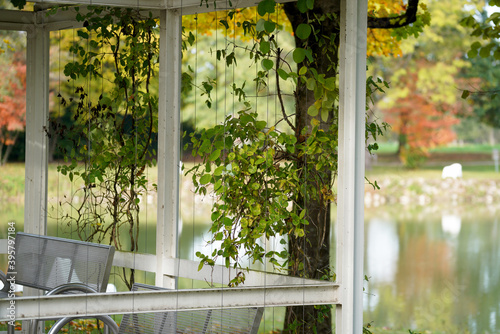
left=460, top=4, right=500, bottom=131
left=461, top=55, right=500, bottom=129
left=461, top=1, right=500, bottom=60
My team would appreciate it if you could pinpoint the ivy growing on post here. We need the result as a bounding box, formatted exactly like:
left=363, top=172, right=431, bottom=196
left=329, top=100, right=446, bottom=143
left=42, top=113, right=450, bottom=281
left=51, top=6, right=159, bottom=290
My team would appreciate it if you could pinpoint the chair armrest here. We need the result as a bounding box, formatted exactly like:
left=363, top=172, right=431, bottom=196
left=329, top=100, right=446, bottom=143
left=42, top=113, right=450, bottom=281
left=45, top=282, right=98, bottom=295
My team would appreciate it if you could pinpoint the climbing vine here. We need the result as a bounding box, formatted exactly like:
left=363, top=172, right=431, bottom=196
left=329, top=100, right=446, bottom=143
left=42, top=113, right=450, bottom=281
left=184, top=0, right=388, bottom=288
left=51, top=6, right=159, bottom=289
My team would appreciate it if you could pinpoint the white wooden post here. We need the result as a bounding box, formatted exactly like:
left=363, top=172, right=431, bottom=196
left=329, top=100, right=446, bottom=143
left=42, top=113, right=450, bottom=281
left=157, top=8, right=182, bottom=289
left=336, top=0, right=367, bottom=333
left=25, top=21, right=49, bottom=236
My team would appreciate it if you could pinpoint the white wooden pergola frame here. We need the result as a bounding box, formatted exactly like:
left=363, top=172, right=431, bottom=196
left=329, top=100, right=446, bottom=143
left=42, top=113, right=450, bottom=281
left=0, top=0, right=367, bottom=333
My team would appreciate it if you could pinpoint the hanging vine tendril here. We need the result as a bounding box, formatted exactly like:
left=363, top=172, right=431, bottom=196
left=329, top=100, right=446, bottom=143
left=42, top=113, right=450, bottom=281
left=51, top=6, right=159, bottom=289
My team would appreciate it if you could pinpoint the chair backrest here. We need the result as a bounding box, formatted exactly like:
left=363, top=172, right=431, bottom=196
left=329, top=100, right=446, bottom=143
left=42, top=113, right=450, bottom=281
left=12, top=232, right=115, bottom=293
left=119, top=283, right=263, bottom=334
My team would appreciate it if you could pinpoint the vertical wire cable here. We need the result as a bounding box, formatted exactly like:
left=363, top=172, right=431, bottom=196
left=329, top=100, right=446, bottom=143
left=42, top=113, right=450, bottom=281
left=271, top=6, right=278, bottom=330
left=85, top=22, right=92, bottom=323
left=216, top=6, right=224, bottom=325
left=70, top=28, right=76, bottom=239
left=133, top=2, right=139, bottom=317
left=176, top=0, right=184, bottom=317
left=56, top=30, right=61, bottom=238
left=192, top=13, right=199, bottom=290
left=301, top=25, right=308, bottom=334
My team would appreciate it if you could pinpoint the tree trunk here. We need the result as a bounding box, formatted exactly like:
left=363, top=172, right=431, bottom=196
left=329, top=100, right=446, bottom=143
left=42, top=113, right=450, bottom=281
left=0, top=141, right=4, bottom=166
left=1, top=131, right=19, bottom=165
left=284, top=2, right=340, bottom=333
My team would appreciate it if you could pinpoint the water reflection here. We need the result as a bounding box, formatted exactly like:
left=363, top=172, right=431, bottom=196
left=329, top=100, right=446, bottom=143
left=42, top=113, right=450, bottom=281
left=1, top=200, right=500, bottom=333
left=366, top=218, right=399, bottom=284
left=364, top=207, right=500, bottom=333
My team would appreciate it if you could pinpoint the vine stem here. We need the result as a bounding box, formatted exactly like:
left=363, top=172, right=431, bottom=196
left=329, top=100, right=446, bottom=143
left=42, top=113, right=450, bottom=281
left=275, top=48, right=295, bottom=133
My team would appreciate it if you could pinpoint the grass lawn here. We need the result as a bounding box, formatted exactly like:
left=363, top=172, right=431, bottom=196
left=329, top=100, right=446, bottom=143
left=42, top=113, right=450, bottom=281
left=376, top=141, right=500, bottom=155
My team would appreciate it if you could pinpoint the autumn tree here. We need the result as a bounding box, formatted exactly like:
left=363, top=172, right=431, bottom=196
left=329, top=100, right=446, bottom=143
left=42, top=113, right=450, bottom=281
left=383, top=60, right=460, bottom=167
left=374, top=0, right=480, bottom=167
left=0, top=56, right=26, bottom=165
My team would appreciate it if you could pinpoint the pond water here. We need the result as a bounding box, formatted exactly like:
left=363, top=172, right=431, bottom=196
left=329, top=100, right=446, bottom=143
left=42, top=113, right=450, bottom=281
left=1, top=201, right=498, bottom=333
left=362, top=205, right=500, bottom=333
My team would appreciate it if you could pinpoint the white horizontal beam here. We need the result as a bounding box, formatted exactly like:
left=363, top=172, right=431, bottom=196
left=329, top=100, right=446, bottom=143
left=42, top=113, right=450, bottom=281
left=0, top=284, right=339, bottom=321
left=113, top=251, right=158, bottom=272
left=1, top=246, right=331, bottom=287
left=114, top=252, right=333, bottom=286
left=173, top=0, right=295, bottom=15
left=163, top=257, right=333, bottom=287
left=24, top=0, right=295, bottom=13
left=30, top=0, right=165, bottom=9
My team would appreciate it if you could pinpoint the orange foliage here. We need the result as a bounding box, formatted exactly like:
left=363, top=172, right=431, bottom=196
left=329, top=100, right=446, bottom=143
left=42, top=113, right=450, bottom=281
left=0, top=59, right=26, bottom=147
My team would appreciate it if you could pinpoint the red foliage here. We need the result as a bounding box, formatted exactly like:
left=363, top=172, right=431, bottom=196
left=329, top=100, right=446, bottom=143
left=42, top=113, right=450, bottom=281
left=0, top=58, right=26, bottom=147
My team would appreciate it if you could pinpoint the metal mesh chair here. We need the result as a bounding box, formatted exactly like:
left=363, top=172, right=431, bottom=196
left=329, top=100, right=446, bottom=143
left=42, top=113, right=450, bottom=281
left=12, top=232, right=115, bottom=293
left=49, top=283, right=264, bottom=334
left=1, top=232, right=115, bottom=334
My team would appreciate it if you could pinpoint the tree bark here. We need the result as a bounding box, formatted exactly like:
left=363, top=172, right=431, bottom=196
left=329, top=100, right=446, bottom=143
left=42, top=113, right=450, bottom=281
left=283, top=2, right=340, bottom=333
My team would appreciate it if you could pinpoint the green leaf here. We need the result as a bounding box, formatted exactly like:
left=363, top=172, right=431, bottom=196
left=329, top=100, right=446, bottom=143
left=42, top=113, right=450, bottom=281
left=200, top=174, right=212, bottom=185
left=264, top=20, right=276, bottom=33
left=321, top=109, right=329, bottom=122
left=209, top=149, right=221, bottom=161
left=296, top=23, right=312, bottom=40
left=77, top=30, right=89, bottom=39
left=298, top=66, right=307, bottom=76
left=467, top=49, right=478, bottom=59
left=259, top=40, right=270, bottom=54
left=293, top=48, right=306, bottom=63
left=257, top=0, right=276, bottom=16
left=461, top=90, right=470, bottom=100
left=307, top=104, right=319, bottom=117
left=211, top=211, right=220, bottom=221
left=306, top=78, right=316, bottom=90
left=214, top=166, right=225, bottom=176
left=277, top=68, right=289, bottom=80
left=297, top=0, right=308, bottom=13
left=262, top=58, right=274, bottom=71
left=214, top=179, right=222, bottom=192
left=324, top=77, right=336, bottom=91
left=479, top=44, right=493, bottom=58
left=256, top=19, right=266, bottom=32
